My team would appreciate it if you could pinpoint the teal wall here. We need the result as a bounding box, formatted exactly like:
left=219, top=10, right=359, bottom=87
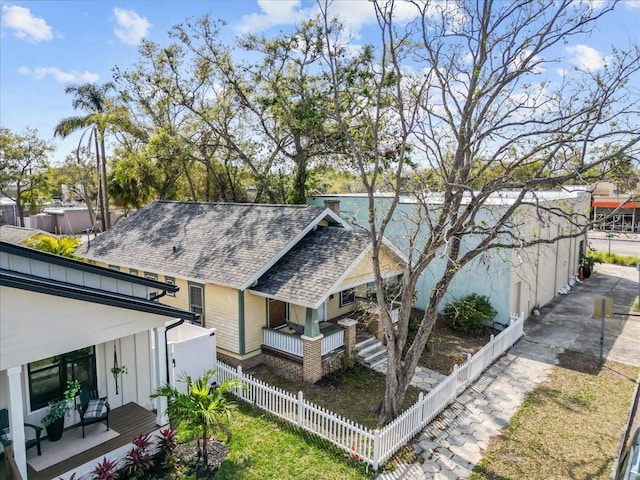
left=309, top=195, right=512, bottom=322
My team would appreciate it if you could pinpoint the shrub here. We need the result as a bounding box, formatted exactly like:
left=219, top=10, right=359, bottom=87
left=157, top=427, right=179, bottom=473
left=121, top=434, right=154, bottom=479
left=444, top=293, right=497, bottom=333
left=589, top=250, right=640, bottom=267
left=90, top=457, right=119, bottom=480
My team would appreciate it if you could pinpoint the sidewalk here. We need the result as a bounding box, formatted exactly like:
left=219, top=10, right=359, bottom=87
left=378, top=263, right=640, bottom=480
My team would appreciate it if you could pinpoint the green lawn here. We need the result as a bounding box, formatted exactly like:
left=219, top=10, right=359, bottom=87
left=211, top=402, right=375, bottom=480
left=470, top=351, right=640, bottom=480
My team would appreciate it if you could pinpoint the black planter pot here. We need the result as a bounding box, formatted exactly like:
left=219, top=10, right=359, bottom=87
left=582, top=265, right=592, bottom=279
left=45, top=417, right=64, bottom=441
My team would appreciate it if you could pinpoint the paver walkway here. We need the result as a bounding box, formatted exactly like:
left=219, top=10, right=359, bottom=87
left=377, top=263, right=640, bottom=479
left=373, top=360, right=447, bottom=391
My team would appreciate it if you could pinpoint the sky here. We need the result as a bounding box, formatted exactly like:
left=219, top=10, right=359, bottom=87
left=1, top=0, right=639, bottom=164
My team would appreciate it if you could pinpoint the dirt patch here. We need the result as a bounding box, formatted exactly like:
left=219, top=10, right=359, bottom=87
left=246, top=363, right=421, bottom=428
left=413, top=312, right=499, bottom=374
left=175, top=438, right=229, bottom=479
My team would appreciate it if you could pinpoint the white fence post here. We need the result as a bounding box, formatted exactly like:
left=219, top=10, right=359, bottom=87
left=297, top=391, right=304, bottom=427
left=490, top=334, right=495, bottom=360
left=236, top=365, right=244, bottom=401
left=373, top=429, right=381, bottom=472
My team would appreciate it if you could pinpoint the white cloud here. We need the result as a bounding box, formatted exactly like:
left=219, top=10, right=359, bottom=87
left=19, top=66, right=99, bottom=83
left=566, top=44, right=608, bottom=71
left=625, top=0, right=640, bottom=7
left=1, top=4, right=53, bottom=42
left=113, top=7, right=151, bottom=45
left=236, top=0, right=312, bottom=34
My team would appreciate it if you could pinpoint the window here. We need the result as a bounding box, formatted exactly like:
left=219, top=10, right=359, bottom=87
left=189, top=283, right=204, bottom=325
left=28, top=347, right=96, bottom=411
left=129, top=269, right=138, bottom=276
left=108, top=265, right=120, bottom=271
left=164, top=276, right=176, bottom=297
left=145, top=272, right=159, bottom=300
left=340, top=288, right=355, bottom=307
left=268, top=299, right=288, bottom=328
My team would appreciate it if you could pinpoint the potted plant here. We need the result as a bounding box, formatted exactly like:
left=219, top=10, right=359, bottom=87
left=580, top=253, right=599, bottom=279
left=42, top=380, right=80, bottom=441
left=111, top=364, right=127, bottom=395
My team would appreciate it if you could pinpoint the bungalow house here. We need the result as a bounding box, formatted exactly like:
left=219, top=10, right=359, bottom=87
left=0, top=239, right=198, bottom=479
left=79, top=201, right=406, bottom=383
left=308, top=190, right=591, bottom=323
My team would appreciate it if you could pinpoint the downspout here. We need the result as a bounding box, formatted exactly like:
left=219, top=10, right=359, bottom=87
left=150, top=290, right=168, bottom=302
left=164, top=317, right=185, bottom=384
left=149, top=287, right=193, bottom=384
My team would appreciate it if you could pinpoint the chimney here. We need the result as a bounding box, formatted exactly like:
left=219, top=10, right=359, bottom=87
left=324, top=199, right=340, bottom=216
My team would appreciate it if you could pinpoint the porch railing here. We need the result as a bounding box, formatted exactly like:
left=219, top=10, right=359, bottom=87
left=321, top=328, right=345, bottom=355
left=263, top=328, right=303, bottom=357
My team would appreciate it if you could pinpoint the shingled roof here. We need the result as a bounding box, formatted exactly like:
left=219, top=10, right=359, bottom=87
left=251, top=227, right=374, bottom=309
left=82, top=201, right=348, bottom=290
left=0, top=225, right=51, bottom=245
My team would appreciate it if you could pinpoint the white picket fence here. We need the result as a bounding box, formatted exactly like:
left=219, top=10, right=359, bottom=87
left=217, top=312, right=525, bottom=471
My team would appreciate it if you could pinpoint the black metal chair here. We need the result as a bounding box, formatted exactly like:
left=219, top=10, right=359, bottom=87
left=0, top=408, right=42, bottom=456
left=76, top=388, right=110, bottom=438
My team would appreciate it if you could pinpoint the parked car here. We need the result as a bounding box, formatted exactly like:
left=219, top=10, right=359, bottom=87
left=618, top=428, right=640, bottom=480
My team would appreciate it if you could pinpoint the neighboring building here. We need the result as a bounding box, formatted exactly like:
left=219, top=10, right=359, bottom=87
left=0, top=197, right=18, bottom=227
left=591, top=181, right=640, bottom=232
left=308, top=191, right=591, bottom=323
left=29, top=206, right=106, bottom=235
left=79, top=201, right=406, bottom=383
left=0, top=240, right=198, bottom=479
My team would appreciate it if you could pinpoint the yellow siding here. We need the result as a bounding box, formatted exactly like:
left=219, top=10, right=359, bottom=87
left=340, top=247, right=402, bottom=287
left=289, top=303, right=306, bottom=325
left=244, top=292, right=266, bottom=355
left=326, top=292, right=358, bottom=320
left=204, top=284, right=239, bottom=354
left=81, top=260, right=245, bottom=355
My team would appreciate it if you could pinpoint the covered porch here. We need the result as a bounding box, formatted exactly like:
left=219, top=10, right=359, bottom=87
left=24, top=402, right=157, bottom=480
left=0, top=241, right=198, bottom=479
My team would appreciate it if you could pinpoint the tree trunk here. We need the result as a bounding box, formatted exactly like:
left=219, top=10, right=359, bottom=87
left=292, top=150, right=308, bottom=205
left=93, top=130, right=107, bottom=232
left=99, top=138, right=111, bottom=229
left=16, top=186, right=25, bottom=227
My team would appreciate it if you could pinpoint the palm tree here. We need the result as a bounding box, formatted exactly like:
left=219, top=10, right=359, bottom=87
left=152, top=369, right=242, bottom=469
left=54, top=83, right=119, bottom=231
left=24, top=234, right=80, bottom=257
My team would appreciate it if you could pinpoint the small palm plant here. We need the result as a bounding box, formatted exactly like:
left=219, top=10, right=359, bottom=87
left=24, top=234, right=80, bottom=258
left=151, top=369, right=242, bottom=470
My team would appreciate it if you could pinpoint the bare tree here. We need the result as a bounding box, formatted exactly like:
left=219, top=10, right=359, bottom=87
left=319, top=0, right=640, bottom=422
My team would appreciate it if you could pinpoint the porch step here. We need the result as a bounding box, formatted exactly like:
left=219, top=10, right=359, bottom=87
left=355, top=337, right=378, bottom=353
left=356, top=338, right=388, bottom=369
left=370, top=356, right=388, bottom=372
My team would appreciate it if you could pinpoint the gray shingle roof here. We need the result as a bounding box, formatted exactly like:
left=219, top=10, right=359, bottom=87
left=82, top=201, right=335, bottom=289
left=251, top=227, right=373, bottom=308
left=0, top=225, right=49, bottom=245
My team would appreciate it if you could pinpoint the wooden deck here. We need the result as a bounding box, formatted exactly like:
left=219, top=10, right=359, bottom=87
left=28, top=403, right=159, bottom=480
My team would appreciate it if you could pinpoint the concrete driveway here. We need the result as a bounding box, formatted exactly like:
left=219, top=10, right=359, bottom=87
left=525, top=263, right=640, bottom=367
